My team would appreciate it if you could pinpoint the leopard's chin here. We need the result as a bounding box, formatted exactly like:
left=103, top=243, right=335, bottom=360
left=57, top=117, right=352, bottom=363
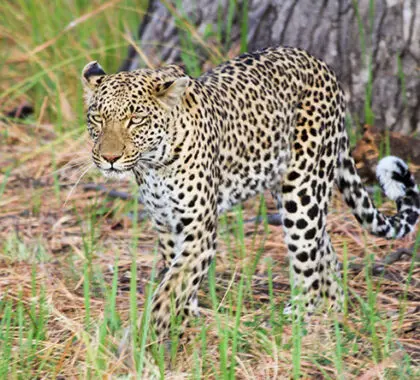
left=101, top=168, right=133, bottom=180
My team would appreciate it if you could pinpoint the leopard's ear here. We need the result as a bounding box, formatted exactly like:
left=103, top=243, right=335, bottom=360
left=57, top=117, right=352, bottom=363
left=155, top=77, right=190, bottom=109
left=82, top=61, right=106, bottom=91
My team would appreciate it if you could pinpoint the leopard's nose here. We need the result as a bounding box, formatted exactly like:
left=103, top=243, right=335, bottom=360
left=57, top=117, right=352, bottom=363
left=102, top=153, right=122, bottom=164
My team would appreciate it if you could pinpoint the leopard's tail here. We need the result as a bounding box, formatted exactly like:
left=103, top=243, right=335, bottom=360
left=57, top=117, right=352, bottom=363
left=336, top=142, right=420, bottom=239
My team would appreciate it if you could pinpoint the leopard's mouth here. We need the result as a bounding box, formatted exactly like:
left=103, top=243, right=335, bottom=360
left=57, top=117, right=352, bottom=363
left=95, top=158, right=137, bottom=175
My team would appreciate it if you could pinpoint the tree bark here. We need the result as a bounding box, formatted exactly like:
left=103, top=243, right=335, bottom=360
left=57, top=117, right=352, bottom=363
left=120, top=0, right=420, bottom=134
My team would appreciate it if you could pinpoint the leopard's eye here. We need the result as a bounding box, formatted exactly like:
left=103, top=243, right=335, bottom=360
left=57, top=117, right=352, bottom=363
left=129, top=114, right=148, bottom=126
left=90, top=114, right=102, bottom=124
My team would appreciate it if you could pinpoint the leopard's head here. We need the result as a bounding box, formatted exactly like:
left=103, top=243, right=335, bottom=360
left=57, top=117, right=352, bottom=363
left=81, top=61, right=189, bottom=177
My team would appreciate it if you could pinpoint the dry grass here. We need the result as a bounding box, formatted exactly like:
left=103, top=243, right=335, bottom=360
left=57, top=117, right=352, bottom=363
left=1, top=117, right=419, bottom=378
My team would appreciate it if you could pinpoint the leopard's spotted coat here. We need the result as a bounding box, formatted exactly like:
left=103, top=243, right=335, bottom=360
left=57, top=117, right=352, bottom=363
left=82, top=46, right=420, bottom=341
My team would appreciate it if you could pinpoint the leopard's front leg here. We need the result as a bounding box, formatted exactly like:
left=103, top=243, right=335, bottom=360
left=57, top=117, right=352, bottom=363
left=151, top=199, right=218, bottom=342
left=157, top=231, right=176, bottom=272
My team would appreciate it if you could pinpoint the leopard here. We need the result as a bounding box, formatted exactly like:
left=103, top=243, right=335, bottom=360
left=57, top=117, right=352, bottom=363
left=81, top=46, right=420, bottom=342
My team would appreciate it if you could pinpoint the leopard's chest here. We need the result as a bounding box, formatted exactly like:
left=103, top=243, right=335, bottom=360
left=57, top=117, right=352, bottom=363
left=137, top=171, right=174, bottom=229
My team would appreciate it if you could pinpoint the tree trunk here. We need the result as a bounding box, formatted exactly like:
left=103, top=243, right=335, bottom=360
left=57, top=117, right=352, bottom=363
left=120, top=0, right=420, bottom=134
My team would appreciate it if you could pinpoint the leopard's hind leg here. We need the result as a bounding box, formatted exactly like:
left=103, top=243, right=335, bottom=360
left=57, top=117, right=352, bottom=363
left=277, top=170, right=343, bottom=315
left=277, top=70, right=346, bottom=315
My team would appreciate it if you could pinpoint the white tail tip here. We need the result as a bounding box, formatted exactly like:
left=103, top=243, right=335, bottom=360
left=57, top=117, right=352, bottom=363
left=376, top=156, right=409, bottom=201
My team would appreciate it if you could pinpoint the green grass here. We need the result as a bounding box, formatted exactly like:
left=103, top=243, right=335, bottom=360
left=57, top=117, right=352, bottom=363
left=1, top=0, right=419, bottom=378
left=0, top=191, right=418, bottom=378
left=0, top=0, right=140, bottom=123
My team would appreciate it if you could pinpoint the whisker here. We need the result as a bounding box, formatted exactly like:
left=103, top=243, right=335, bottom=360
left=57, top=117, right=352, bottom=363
left=43, top=154, right=92, bottom=179
left=63, top=163, right=94, bottom=208
left=52, top=160, right=91, bottom=177
left=67, top=162, right=95, bottom=181
left=138, top=158, right=169, bottom=170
